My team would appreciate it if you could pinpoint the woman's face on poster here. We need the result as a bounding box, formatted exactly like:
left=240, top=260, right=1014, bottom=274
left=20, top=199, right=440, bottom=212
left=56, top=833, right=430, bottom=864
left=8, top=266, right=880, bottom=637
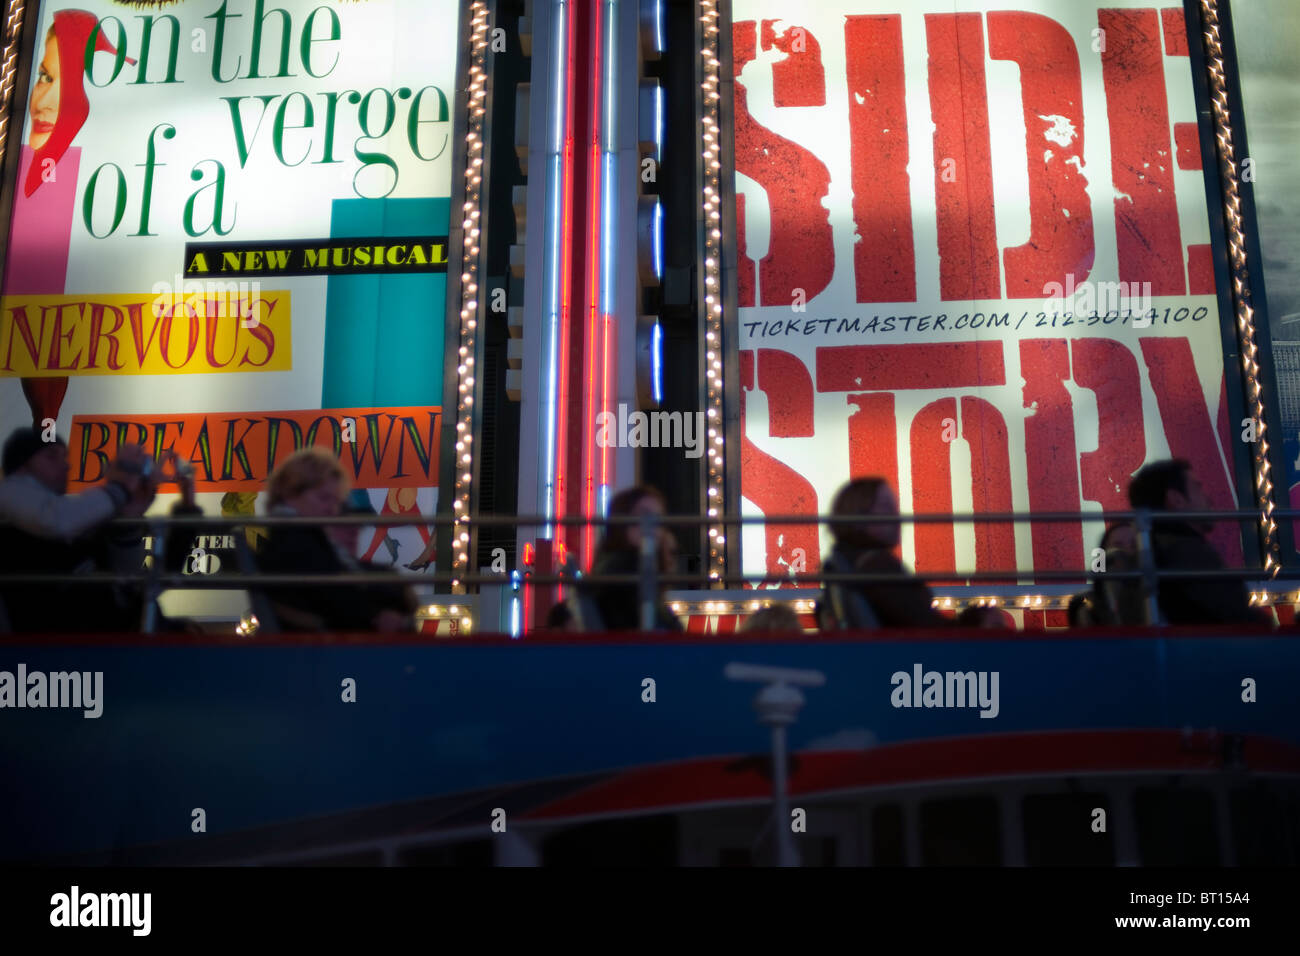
left=29, top=34, right=59, bottom=150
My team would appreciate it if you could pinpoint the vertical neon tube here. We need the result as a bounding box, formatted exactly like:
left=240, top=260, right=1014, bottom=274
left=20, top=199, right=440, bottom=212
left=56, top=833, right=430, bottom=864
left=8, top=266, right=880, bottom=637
left=555, top=0, right=578, bottom=556
left=652, top=321, right=663, bottom=404
left=598, top=0, right=618, bottom=532
left=580, top=0, right=603, bottom=568
left=541, top=0, right=570, bottom=539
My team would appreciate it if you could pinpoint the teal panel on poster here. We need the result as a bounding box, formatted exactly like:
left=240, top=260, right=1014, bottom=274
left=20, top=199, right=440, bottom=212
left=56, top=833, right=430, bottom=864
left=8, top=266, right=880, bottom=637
left=321, top=198, right=449, bottom=409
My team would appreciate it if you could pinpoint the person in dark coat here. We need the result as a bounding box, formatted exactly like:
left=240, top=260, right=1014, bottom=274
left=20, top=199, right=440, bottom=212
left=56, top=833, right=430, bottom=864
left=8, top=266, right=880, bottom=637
left=579, top=485, right=683, bottom=632
left=0, top=428, right=211, bottom=632
left=1127, top=459, right=1268, bottom=626
left=256, top=449, right=414, bottom=632
left=326, top=489, right=419, bottom=621
left=1086, top=521, right=1146, bottom=626
left=821, top=477, right=951, bottom=629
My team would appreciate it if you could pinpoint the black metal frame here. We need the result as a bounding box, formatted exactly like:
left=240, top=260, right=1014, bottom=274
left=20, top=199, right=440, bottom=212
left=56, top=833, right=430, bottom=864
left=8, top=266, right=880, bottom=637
left=643, top=0, right=705, bottom=571
left=1183, top=0, right=1292, bottom=570
left=716, top=0, right=742, bottom=576
left=476, top=0, right=527, bottom=572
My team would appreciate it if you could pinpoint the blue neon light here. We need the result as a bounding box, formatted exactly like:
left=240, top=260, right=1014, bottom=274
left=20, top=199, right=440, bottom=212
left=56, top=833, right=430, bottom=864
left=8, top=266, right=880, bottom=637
left=653, top=201, right=663, bottom=280
left=652, top=321, right=663, bottom=404
left=602, top=157, right=616, bottom=315
left=510, top=570, right=522, bottom=638
left=655, top=84, right=664, bottom=163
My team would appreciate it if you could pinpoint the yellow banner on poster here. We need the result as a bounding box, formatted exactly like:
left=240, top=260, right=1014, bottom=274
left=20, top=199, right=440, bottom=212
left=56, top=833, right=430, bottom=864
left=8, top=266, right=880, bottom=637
left=0, top=291, right=291, bottom=377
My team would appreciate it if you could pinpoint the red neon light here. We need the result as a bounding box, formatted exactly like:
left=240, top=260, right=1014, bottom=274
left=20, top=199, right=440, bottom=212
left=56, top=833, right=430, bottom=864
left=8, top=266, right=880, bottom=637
left=523, top=542, right=535, bottom=566
left=555, top=0, right=577, bottom=567
left=522, top=570, right=532, bottom=636
left=583, top=0, right=604, bottom=571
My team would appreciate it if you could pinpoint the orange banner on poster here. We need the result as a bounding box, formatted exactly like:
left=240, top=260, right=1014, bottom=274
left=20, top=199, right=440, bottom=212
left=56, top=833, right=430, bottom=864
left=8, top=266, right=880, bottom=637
left=67, top=407, right=441, bottom=491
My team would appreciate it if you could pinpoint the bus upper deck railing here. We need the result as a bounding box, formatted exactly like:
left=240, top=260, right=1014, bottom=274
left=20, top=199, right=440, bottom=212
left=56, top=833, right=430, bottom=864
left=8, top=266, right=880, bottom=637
left=2, top=508, right=1297, bottom=632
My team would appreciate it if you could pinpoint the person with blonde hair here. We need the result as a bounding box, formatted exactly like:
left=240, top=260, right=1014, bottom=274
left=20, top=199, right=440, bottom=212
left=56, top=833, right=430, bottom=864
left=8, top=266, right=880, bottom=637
left=257, top=448, right=414, bottom=632
left=266, top=447, right=348, bottom=512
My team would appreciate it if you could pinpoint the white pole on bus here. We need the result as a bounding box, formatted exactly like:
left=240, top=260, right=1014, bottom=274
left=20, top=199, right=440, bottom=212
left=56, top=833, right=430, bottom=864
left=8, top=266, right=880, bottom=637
left=724, top=663, right=826, bottom=867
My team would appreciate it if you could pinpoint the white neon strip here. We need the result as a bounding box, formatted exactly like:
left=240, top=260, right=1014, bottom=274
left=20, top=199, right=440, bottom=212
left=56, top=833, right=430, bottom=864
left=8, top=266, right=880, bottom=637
left=543, top=151, right=562, bottom=536
left=655, top=0, right=664, bottom=53
left=604, top=0, right=617, bottom=144
left=601, top=155, right=615, bottom=316
left=540, top=0, right=570, bottom=536
left=550, top=1, right=569, bottom=151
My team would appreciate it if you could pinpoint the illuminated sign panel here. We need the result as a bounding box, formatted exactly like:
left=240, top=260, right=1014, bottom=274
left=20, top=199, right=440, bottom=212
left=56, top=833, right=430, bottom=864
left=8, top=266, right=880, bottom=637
left=1, top=0, right=461, bottom=572
left=732, top=0, right=1238, bottom=582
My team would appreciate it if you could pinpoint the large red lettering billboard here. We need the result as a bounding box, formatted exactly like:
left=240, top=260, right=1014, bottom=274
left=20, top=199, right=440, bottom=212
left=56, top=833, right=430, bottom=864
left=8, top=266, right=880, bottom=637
left=732, top=0, right=1240, bottom=583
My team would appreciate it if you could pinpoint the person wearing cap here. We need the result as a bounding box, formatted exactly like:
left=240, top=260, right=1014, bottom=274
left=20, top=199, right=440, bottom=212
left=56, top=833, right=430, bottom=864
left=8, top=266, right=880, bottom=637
left=0, top=426, right=149, bottom=541
left=0, top=426, right=155, bottom=632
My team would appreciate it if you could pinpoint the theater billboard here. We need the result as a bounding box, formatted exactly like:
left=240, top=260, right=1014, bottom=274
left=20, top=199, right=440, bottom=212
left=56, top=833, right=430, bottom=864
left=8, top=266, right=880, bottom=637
left=0, top=0, right=464, bottom=580
left=731, top=0, right=1269, bottom=584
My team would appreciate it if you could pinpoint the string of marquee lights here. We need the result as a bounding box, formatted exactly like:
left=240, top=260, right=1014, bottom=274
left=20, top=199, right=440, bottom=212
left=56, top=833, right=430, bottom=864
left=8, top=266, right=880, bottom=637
left=0, top=0, right=29, bottom=171
left=667, top=588, right=1300, bottom=619
left=450, top=1, right=492, bottom=593
left=668, top=595, right=1082, bottom=617
left=699, top=0, right=724, bottom=583
left=1199, top=0, right=1280, bottom=577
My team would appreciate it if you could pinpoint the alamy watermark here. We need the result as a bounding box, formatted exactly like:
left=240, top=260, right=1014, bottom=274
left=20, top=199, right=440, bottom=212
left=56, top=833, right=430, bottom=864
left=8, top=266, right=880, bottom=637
left=0, top=664, right=103, bottom=718
left=50, top=886, right=150, bottom=936
left=151, top=273, right=262, bottom=326
left=890, top=663, right=999, bottom=718
left=1042, top=273, right=1153, bottom=328
left=596, top=403, right=706, bottom=459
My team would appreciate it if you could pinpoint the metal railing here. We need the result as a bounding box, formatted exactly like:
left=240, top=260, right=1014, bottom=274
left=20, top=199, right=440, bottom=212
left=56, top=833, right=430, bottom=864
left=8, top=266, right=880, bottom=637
left=1, top=507, right=1295, bottom=633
